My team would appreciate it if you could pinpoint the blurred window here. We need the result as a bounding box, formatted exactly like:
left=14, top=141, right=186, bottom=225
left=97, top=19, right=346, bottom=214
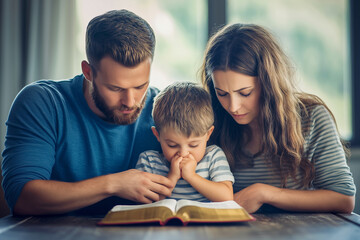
left=76, top=0, right=207, bottom=90
left=227, top=0, right=351, bottom=138
left=75, top=0, right=350, bottom=139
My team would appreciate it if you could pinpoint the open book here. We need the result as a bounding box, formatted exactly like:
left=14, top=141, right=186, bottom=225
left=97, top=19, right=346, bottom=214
left=98, top=199, right=255, bottom=226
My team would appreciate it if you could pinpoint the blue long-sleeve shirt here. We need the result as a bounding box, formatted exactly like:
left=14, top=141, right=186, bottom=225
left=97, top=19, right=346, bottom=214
left=2, top=74, right=161, bottom=213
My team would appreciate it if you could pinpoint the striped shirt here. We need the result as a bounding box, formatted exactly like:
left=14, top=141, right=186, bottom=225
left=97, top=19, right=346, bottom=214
left=136, top=145, right=235, bottom=202
left=233, top=105, right=356, bottom=196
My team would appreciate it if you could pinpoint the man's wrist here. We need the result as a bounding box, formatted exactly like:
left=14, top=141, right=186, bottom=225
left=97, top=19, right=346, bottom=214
left=101, top=174, right=117, bottom=197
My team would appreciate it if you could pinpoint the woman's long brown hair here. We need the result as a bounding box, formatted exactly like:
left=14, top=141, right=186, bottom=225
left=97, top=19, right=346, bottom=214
left=200, top=23, right=349, bottom=187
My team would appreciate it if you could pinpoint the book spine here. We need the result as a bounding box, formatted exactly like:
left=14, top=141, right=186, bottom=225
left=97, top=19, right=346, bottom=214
left=164, top=216, right=187, bottom=226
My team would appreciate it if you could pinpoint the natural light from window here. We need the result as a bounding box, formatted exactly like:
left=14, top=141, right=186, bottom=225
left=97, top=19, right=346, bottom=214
left=74, top=0, right=350, bottom=139
left=227, top=0, right=351, bottom=139
left=76, top=0, right=207, bottom=90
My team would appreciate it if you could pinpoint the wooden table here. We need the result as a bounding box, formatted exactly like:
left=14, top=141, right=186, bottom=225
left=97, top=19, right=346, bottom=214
left=0, top=212, right=359, bottom=240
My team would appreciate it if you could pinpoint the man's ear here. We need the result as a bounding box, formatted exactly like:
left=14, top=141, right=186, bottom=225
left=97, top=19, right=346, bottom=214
left=206, top=125, right=215, bottom=141
left=81, top=60, right=92, bottom=81
left=151, top=126, right=160, bottom=142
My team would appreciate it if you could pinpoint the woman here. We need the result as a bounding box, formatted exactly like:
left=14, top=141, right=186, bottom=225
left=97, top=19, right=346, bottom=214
left=201, top=23, right=355, bottom=213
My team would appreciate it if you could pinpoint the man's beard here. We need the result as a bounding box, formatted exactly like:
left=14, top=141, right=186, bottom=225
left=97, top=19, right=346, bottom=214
left=91, top=82, right=146, bottom=125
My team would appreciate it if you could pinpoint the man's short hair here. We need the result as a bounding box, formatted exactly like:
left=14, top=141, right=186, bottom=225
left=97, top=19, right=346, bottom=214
left=86, top=9, right=155, bottom=73
left=153, top=82, right=214, bottom=137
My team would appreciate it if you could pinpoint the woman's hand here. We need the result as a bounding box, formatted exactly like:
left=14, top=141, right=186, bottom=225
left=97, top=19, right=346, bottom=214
left=233, top=183, right=278, bottom=213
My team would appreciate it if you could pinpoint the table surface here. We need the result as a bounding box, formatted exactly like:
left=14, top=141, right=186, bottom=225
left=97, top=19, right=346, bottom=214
left=0, top=212, right=359, bottom=240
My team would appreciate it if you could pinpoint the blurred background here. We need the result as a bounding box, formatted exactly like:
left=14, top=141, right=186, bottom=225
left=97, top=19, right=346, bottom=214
left=0, top=0, right=359, bottom=216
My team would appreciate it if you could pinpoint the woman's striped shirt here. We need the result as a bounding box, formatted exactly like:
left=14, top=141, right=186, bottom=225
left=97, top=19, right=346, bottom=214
left=232, top=105, right=356, bottom=196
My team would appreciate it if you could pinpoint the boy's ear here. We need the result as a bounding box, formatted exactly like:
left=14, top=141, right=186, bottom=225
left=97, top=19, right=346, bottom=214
left=206, top=126, right=215, bottom=141
left=81, top=60, right=93, bottom=81
left=151, top=126, right=160, bottom=141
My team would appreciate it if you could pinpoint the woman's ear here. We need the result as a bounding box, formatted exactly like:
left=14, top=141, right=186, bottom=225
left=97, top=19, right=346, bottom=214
left=81, top=60, right=92, bottom=81
left=151, top=126, right=160, bottom=142
left=206, top=125, right=215, bottom=141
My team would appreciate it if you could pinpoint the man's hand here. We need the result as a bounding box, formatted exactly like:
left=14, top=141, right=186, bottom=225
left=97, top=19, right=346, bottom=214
left=13, top=169, right=174, bottom=215
left=108, top=169, right=174, bottom=204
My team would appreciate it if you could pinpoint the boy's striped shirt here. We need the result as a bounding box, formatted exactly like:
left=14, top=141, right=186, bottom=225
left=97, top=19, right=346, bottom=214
left=136, top=145, right=234, bottom=202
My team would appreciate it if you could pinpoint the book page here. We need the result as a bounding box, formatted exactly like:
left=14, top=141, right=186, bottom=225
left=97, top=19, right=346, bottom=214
left=175, top=200, right=242, bottom=212
left=99, top=199, right=178, bottom=225
left=111, top=199, right=178, bottom=213
left=174, top=200, right=254, bottom=223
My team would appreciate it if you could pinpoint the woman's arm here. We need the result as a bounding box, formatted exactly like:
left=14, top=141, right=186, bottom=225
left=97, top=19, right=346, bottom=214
left=234, top=183, right=355, bottom=213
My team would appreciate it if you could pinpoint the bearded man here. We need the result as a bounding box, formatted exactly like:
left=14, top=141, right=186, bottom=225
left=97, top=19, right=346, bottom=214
left=2, top=10, right=173, bottom=216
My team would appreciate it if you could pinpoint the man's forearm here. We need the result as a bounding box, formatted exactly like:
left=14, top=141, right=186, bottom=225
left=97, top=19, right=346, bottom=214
left=14, top=175, right=112, bottom=215
left=13, top=169, right=174, bottom=215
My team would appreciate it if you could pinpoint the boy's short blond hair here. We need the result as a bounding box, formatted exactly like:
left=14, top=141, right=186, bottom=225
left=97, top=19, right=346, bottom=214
left=153, top=82, right=214, bottom=137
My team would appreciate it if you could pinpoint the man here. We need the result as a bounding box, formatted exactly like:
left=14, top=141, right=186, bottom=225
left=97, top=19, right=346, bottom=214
left=1, top=10, right=173, bottom=215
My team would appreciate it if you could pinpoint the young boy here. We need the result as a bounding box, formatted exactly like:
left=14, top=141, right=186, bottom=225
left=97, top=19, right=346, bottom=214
left=136, top=82, right=234, bottom=202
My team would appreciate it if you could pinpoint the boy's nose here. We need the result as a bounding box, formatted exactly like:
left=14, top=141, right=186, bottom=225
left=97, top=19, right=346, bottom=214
left=178, top=149, right=189, bottom=157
